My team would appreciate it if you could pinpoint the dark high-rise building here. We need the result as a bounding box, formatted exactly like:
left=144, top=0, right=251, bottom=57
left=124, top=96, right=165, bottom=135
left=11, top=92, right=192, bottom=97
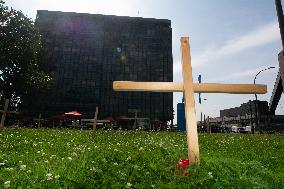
left=33, top=10, right=173, bottom=121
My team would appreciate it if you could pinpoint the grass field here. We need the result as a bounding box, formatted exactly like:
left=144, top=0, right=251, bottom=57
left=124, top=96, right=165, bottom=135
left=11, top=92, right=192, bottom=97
left=0, top=129, right=283, bottom=188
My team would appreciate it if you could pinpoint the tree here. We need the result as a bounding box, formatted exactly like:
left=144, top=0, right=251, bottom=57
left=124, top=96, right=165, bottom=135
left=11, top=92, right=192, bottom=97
left=0, top=1, right=52, bottom=109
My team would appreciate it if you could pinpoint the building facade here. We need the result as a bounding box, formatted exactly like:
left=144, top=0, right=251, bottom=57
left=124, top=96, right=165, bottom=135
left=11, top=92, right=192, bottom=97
left=209, top=100, right=284, bottom=131
left=33, top=10, right=173, bottom=121
left=220, top=100, right=269, bottom=117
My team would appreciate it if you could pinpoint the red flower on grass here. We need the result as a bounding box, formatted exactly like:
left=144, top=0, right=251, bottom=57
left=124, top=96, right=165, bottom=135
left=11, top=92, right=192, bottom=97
left=176, top=158, right=191, bottom=176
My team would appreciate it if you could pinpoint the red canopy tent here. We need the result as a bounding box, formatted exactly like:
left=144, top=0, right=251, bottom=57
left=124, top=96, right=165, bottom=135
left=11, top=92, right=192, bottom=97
left=64, top=111, right=82, bottom=119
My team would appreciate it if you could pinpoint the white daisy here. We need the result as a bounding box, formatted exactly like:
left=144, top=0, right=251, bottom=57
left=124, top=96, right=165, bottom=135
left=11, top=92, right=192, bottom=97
left=4, top=181, right=10, bottom=188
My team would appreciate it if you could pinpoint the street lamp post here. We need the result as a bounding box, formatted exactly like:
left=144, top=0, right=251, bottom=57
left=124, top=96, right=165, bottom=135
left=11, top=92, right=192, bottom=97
left=253, top=66, right=275, bottom=133
left=201, top=98, right=207, bottom=125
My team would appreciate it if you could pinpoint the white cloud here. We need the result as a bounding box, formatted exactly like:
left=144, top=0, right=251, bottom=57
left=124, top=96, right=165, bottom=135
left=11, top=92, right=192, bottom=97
left=192, top=21, right=280, bottom=67
left=212, top=65, right=278, bottom=83
left=173, top=61, right=181, bottom=75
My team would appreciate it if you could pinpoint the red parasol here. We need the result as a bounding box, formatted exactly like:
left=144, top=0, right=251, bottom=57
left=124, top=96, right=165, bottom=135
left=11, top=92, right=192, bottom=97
left=64, top=111, right=82, bottom=119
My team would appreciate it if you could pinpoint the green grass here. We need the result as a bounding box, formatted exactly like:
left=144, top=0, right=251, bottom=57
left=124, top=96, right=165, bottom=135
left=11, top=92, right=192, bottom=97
left=0, top=129, right=283, bottom=188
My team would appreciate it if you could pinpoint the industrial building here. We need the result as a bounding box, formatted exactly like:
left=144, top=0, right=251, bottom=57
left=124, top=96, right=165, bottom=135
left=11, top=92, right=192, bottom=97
left=220, top=100, right=268, bottom=117
left=208, top=100, right=284, bottom=132
left=25, top=10, right=173, bottom=122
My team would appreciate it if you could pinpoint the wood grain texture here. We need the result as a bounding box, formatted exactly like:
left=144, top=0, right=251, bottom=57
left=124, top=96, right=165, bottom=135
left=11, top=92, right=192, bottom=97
left=194, top=83, right=267, bottom=94
left=113, top=81, right=183, bottom=92
left=181, top=37, right=200, bottom=164
left=113, top=81, right=267, bottom=94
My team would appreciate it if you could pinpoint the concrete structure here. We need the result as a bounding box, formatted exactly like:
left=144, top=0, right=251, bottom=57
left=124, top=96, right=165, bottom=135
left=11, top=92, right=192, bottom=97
left=28, top=10, right=173, bottom=121
left=270, top=0, right=284, bottom=114
left=269, top=51, right=284, bottom=114
left=220, top=100, right=268, bottom=117
left=208, top=100, right=284, bottom=132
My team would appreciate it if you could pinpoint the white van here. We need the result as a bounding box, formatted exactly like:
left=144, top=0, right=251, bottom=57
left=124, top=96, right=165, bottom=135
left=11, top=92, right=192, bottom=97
left=245, top=126, right=251, bottom=132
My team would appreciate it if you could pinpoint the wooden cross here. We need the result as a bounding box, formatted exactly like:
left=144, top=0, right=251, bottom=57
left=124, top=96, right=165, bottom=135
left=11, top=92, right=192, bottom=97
left=0, top=99, right=20, bottom=129
left=34, top=114, right=45, bottom=128
left=206, top=116, right=211, bottom=134
left=129, top=109, right=141, bottom=129
left=113, top=37, right=267, bottom=164
left=93, top=107, right=99, bottom=130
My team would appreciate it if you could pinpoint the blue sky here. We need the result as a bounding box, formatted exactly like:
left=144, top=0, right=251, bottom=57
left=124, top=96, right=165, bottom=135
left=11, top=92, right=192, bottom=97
left=6, top=0, right=284, bottom=122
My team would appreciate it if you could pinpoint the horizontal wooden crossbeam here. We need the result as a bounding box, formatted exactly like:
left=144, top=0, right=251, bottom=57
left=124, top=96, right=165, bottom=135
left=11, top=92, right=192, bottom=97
left=81, top=119, right=110, bottom=123
left=113, top=81, right=267, bottom=94
left=0, top=111, right=20, bottom=114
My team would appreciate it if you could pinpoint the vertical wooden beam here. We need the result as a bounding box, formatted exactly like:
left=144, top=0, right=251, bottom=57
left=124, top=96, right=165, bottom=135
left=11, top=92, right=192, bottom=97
left=93, top=107, right=99, bottom=130
left=0, top=99, right=9, bottom=129
left=133, top=111, right=138, bottom=130
left=38, top=114, right=42, bottom=128
left=206, top=116, right=211, bottom=134
left=180, top=37, right=200, bottom=164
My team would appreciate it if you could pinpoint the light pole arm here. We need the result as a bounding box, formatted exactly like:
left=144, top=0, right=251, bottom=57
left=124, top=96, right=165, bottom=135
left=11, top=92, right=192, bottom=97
left=254, top=70, right=263, bottom=84
left=254, top=67, right=276, bottom=85
left=252, top=66, right=275, bottom=133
